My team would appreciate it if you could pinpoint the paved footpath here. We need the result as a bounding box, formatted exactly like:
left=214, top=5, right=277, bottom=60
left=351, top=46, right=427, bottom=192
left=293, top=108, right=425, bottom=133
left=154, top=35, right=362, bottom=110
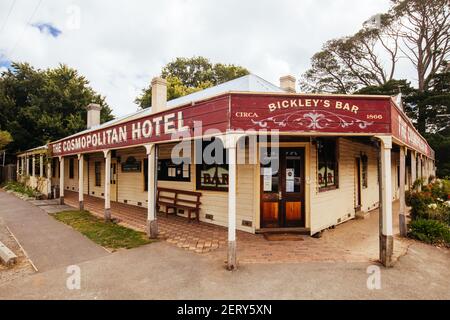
left=0, top=191, right=109, bottom=272
left=0, top=239, right=449, bottom=299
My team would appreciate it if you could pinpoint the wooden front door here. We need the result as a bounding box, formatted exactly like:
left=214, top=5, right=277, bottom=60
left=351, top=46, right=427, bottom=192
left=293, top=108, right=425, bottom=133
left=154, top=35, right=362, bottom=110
left=110, top=160, right=118, bottom=202
left=260, top=147, right=305, bottom=228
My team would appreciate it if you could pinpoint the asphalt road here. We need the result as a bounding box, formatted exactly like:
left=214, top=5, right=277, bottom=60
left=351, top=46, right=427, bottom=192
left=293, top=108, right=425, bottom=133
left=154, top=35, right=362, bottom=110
left=0, top=190, right=449, bottom=299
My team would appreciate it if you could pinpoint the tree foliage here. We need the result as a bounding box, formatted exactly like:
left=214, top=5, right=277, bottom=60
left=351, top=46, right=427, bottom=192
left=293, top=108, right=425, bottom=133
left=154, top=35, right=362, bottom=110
left=0, top=130, right=13, bottom=150
left=301, top=0, right=449, bottom=96
left=0, top=62, right=114, bottom=153
left=426, top=128, right=450, bottom=178
left=356, top=69, right=450, bottom=135
left=135, top=57, right=249, bottom=109
left=301, top=13, right=400, bottom=93
left=301, top=0, right=449, bottom=176
left=404, top=67, right=450, bottom=134
left=392, top=0, right=450, bottom=92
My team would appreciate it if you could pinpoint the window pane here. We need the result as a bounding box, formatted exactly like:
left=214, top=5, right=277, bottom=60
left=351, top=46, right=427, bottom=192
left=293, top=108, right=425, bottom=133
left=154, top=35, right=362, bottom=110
left=217, top=165, right=229, bottom=187
left=144, top=159, right=148, bottom=191
left=318, top=164, right=326, bottom=188
left=318, top=139, right=338, bottom=189
left=326, top=164, right=335, bottom=186
left=69, top=158, right=74, bottom=179
left=199, top=164, right=217, bottom=188
left=286, top=155, right=301, bottom=193
left=95, top=162, right=101, bottom=187
left=196, top=138, right=228, bottom=191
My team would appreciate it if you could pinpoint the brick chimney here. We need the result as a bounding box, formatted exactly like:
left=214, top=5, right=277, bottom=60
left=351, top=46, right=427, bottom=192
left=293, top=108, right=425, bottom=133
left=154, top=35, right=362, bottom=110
left=151, top=77, right=167, bottom=113
left=280, top=75, right=296, bottom=93
left=86, top=103, right=102, bottom=129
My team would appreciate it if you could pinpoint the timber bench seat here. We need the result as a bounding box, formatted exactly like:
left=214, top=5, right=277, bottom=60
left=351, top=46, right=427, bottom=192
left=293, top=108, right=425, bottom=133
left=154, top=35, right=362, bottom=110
left=157, top=188, right=202, bottom=223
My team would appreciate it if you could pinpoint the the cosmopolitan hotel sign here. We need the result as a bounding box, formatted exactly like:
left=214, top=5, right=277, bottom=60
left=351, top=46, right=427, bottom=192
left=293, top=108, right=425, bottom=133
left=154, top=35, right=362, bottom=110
left=52, top=111, right=189, bottom=155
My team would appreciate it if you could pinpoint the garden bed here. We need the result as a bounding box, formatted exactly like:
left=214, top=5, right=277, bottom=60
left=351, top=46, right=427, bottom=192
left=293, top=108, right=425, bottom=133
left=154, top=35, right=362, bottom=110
left=406, top=178, right=450, bottom=247
left=2, top=181, right=42, bottom=200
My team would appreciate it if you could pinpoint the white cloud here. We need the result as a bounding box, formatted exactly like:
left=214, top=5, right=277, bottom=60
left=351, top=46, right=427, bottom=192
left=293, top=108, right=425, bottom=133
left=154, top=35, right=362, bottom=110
left=0, top=0, right=394, bottom=116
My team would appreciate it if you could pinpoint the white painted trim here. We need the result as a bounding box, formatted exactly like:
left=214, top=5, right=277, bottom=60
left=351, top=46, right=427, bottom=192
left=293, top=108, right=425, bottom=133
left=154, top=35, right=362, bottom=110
left=227, top=143, right=237, bottom=242
left=378, top=136, right=393, bottom=236
left=104, top=151, right=111, bottom=210
left=78, top=154, right=84, bottom=204
left=146, top=144, right=157, bottom=222
left=39, top=154, right=44, bottom=178
left=59, top=157, right=64, bottom=198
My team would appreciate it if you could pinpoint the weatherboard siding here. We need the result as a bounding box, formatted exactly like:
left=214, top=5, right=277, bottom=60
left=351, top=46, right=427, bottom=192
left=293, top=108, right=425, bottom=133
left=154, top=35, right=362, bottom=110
left=309, top=138, right=381, bottom=234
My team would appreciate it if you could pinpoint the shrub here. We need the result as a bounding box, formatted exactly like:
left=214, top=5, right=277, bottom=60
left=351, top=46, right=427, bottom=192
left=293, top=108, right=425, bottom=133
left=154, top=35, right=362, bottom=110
left=412, top=178, right=425, bottom=191
left=408, top=179, right=450, bottom=223
left=405, top=190, right=413, bottom=207
left=409, top=191, right=434, bottom=220
left=2, top=181, right=38, bottom=198
left=426, top=203, right=450, bottom=225
left=409, top=219, right=450, bottom=246
left=429, top=180, right=448, bottom=200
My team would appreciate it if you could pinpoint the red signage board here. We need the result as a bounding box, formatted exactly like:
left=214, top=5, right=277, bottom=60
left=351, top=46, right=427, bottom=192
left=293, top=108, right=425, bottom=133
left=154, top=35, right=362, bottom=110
left=230, top=94, right=391, bottom=134
left=50, top=95, right=230, bottom=157
left=390, top=102, right=433, bottom=158
left=50, top=92, right=433, bottom=158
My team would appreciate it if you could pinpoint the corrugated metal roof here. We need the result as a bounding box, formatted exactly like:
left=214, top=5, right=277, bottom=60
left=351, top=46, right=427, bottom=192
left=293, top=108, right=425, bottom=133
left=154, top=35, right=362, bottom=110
left=166, top=73, right=284, bottom=107
left=59, top=74, right=284, bottom=140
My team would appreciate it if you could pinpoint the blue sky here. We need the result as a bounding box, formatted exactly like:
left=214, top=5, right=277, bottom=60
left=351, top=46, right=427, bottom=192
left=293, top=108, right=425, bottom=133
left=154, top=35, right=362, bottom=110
left=0, top=0, right=411, bottom=117
left=32, top=22, right=62, bottom=38
left=0, top=59, right=11, bottom=68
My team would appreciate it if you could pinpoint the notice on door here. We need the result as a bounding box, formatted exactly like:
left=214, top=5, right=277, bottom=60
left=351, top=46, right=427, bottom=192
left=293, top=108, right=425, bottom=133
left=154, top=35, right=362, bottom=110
left=286, top=168, right=294, bottom=192
left=263, top=168, right=272, bottom=192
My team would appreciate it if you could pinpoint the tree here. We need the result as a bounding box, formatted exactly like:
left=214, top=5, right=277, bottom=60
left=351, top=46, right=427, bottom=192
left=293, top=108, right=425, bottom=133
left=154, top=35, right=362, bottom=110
left=356, top=79, right=414, bottom=96
left=393, top=0, right=450, bottom=92
left=300, top=49, right=358, bottom=93
left=356, top=70, right=450, bottom=177
left=0, top=62, right=114, bottom=153
left=404, top=67, right=450, bottom=134
left=426, top=128, right=450, bottom=178
left=392, top=0, right=450, bottom=133
left=0, top=130, right=12, bottom=150
left=301, top=13, right=400, bottom=93
left=135, top=57, right=249, bottom=109
left=301, top=0, right=449, bottom=133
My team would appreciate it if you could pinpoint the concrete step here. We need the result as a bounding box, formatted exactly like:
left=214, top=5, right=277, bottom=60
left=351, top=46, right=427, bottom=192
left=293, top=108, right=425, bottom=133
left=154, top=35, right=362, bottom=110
left=355, top=211, right=371, bottom=219
left=0, top=240, right=18, bottom=266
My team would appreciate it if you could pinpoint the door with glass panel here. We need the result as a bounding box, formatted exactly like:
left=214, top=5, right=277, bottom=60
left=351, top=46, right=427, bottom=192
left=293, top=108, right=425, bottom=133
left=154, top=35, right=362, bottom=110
left=260, top=147, right=305, bottom=228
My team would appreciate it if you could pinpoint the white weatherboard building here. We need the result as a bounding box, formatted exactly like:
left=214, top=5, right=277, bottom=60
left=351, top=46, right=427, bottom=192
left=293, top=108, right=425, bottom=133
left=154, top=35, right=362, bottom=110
left=17, top=74, right=435, bottom=269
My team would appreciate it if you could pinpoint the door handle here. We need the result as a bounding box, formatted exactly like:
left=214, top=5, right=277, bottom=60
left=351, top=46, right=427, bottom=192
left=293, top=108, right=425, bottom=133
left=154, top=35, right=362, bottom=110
left=278, top=191, right=282, bottom=200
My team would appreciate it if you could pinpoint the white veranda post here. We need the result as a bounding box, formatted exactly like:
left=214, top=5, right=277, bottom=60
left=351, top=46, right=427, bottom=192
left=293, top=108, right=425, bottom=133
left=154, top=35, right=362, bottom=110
left=145, top=144, right=158, bottom=239
left=59, top=156, right=65, bottom=205
left=32, top=155, right=36, bottom=177
left=377, top=136, right=393, bottom=267
left=411, top=151, right=416, bottom=189
left=104, top=150, right=111, bottom=221
left=78, top=154, right=84, bottom=211
left=399, top=146, right=407, bottom=237
left=222, top=133, right=244, bottom=271
left=39, top=154, right=44, bottom=177
left=46, top=158, right=52, bottom=198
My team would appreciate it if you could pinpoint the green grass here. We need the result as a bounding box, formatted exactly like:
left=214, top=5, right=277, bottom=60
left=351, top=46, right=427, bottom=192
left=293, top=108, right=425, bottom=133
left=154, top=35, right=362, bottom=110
left=53, top=210, right=152, bottom=249
left=2, top=181, right=37, bottom=198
